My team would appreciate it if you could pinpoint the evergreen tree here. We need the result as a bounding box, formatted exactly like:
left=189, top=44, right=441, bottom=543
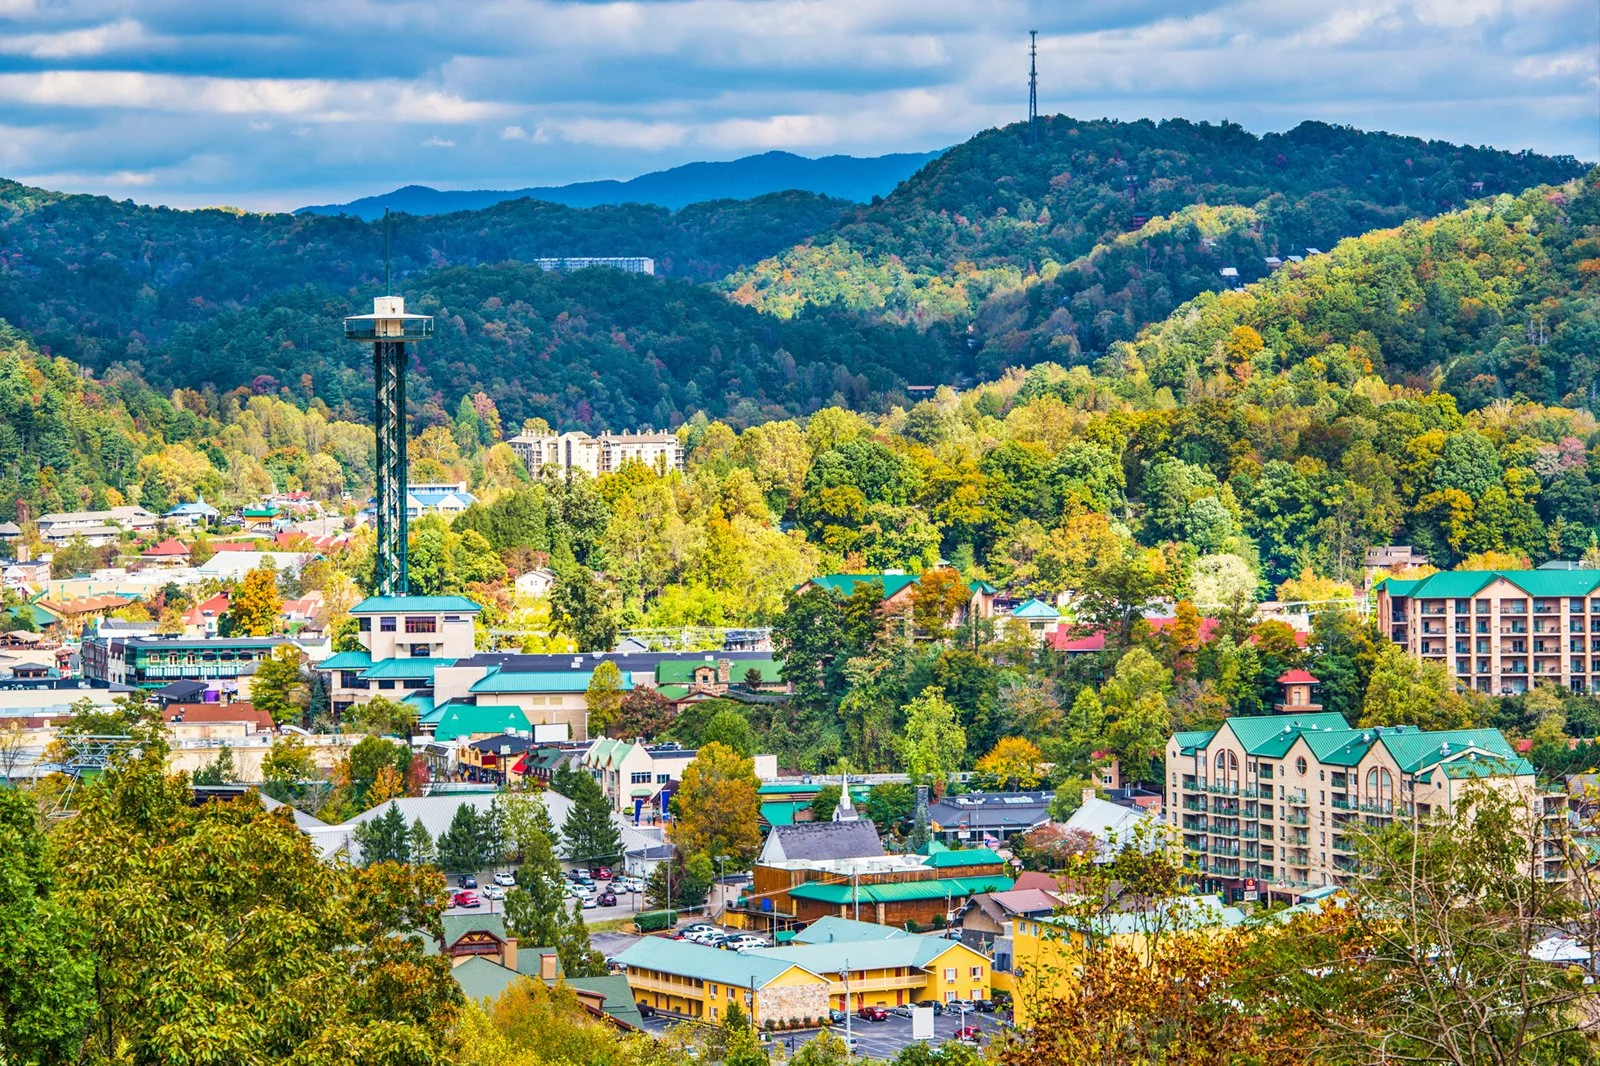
left=190, top=744, right=236, bottom=786
left=562, top=773, right=622, bottom=867
left=435, top=803, right=488, bottom=874
left=352, top=802, right=411, bottom=866
left=406, top=817, right=435, bottom=867
left=550, top=760, right=586, bottom=799
left=502, top=793, right=605, bottom=977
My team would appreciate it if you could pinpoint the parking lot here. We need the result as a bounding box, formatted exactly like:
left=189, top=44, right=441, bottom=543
left=636, top=1007, right=1011, bottom=1060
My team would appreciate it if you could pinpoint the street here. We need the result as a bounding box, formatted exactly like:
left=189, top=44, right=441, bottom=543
left=635, top=1007, right=1012, bottom=1059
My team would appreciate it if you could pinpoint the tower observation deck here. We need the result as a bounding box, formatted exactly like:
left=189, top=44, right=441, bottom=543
left=344, top=295, right=432, bottom=595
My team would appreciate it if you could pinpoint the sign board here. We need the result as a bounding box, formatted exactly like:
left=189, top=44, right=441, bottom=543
left=534, top=724, right=569, bottom=743
left=911, top=1006, right=934, bottom=1041
left=1242, top=891, right=1259, bottom=902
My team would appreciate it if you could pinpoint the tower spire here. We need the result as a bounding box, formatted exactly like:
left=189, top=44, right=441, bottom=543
left=1027, top=30, right=1039, bottom=147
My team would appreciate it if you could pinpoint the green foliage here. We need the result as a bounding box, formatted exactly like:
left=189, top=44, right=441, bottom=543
left=352, top=801, right=414, bottom=866
left=633, top=909, right=679, bottom=933
left=434, top=801, right=499, bottom=874
left=561, top=772, right=623, bottom=866
left=500, top=793, right=606, bottom=978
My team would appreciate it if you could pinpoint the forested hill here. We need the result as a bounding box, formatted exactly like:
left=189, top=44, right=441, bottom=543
left=722, top=117, right=1589, bottom=379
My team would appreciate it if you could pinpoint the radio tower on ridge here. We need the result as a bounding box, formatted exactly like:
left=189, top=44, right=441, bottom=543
left=344, top=210, right=433, bottom=596
left=1027, top=29, right=1039, bottom=147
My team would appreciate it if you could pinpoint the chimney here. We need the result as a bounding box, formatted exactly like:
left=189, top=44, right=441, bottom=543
left=540, top=952, right=557, bottom=981
left=1081, top=787, right=1096, bottom=807
left=717, top=658, right=731, bottom=684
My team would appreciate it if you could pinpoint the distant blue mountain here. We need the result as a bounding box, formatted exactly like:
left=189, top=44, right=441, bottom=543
left=294, top=149, right=945, bottom=218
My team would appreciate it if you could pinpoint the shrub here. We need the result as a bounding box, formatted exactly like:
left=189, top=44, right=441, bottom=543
left=904, top=919, right=921, bottom=933
left=635, top=909, right=680, bottom=933
left=932, top=914, right=947, bottom=929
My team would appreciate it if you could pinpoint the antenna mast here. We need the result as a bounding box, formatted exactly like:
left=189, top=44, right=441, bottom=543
left=384, top=208, right=392, bottom=295
left=1028, top=30, right=1038, bottom=147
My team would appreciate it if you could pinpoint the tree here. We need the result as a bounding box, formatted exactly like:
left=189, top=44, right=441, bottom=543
left=585, top=660, right=625, bottom=736
left=910, top=567, right=970, bottom=638
left=190, top=743, right=236, bottom=785
left=1049, top=513, right=1176, bottom=641
left=1360, top=644, right=1478, bottom=731
left=0, top=788, right=95, bottom=1063
left=407, top=817, right=435, bottom=867
left=671, top=742, right=762, bottom=865
left=435, top=802, right=491, bottom=874
left=699, top=708, right=754, bottom=756
left=501, top=792, right=605, bottom=978
left=231, top=561, right=283, bottom=636
left=347, top=693, right=418, bottom=738
left=616, top=687, right=676, bottom=740
left=251, top=644, right=306, bottom=726
left=549, top=566, right=618, bottom=651
left=261, top=733, right=316, bottom=790
left=562, top=772, right=623, bottom=867
left=899, top=687, right=966, bottom=788
left=52, top=746, right=461, bottom=1064
left=975, top=736, right=1044, bottom=791
left=1048, top=777, right=1100, bottom=821
left=861, top=782, right=916, bottom=835
left=353, top=801, right=413, bottom=865
left=809, top=784, right=842, bottom=822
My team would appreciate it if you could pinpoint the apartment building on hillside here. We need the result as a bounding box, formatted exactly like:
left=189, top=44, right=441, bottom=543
left=507, top=429, right=682, bottom=479
left=1165, top=709, right=1544, bottom=903
left=1375, top=568, right=1600, bottom=695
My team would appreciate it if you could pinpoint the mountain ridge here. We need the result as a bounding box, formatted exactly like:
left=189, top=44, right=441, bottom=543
left=295, top=149, right=945, bottom=218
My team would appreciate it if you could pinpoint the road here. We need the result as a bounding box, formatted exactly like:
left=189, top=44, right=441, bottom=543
left=635, top=1008, right=1012, bottom=1059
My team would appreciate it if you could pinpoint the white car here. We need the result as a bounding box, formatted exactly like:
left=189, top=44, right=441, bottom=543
left=493, top=872, right=517, bottom=887
left=580, top=894, right=599, bottom=909
left=726, top=934, right=770, bottom=952
left=682, top=929, right=723, bottom=945
left=484, top=885, right=506, bottom=901
left=615, top=878, right=644, bottom=894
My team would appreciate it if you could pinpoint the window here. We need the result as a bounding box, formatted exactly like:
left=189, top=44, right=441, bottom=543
left=410, top=644, right=431, bottom=658
left=970, top=966, right=982, bottom=980
left=1475, top=599, right=1489, bottom=614
left=405, top=616, right=437, bottom=634
left=380, top=616, right=396, bottom=632
left=378, top=680, right=396, bottom=690
left=944, top=968, right=956, bottom=982
left=1295, top=757, right=1307, bottom=775
left=657, top=773, right=671, bottom=784
left=358, top=617, right=371, bottom=632
left=631, top=772, right=652, bottom=784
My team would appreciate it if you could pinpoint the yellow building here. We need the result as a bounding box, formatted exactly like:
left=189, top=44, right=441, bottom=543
left=759, top=935, right=992, bottom=1010
left=613, top=937, right=829, bottom=1025
left=1008, top=894, right=1247, bottom=1028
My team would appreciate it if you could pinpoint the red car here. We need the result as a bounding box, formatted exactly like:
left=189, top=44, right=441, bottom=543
left=856, top=1006, right=888, bottom=1022
left=953, top=1025, right=982, bottom=1043
left=452, top=890, right=481, bottom=908
left=592, top=866, right=614, bottom=880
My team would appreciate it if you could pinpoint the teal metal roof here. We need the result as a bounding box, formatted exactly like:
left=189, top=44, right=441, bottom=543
left=349, top=595, right=483, bottom=614
left=613, top=936, right=820, bottom=987
left=442, top=912, right=508, bottom=946
left=921, top=847, right=1003, bottom=870
left=1224, top=713, right=1352, bottom=757
left=470, top=667, right=633, bottom=694
left=451, top=956, right=531, bottom=1003
left=1379, top=728, right=1516, bottom=773
left=432, top=704, right=533, bottom=742
left=787, top=875, right=1013, bottom=905
left=562, top=974, right=645, bottom=1028
left=1388, top=570, right=1600, bottom=600
left=760, top=801, right=806, bottom=827
left=1438, top=755, right=1536, bottom=779
left=360, top=657, right=452, bottom=681
left=319, top=650, right=373, bottom=671
left=793, top=917, right=911, bottom=944
left=1174, top=729, right=1217, bottom=755
left=403, top=692, right=435, bottom=717
left=1010, top=598, right=1060, bottom=620
left=804, top=573, right=920, bottom=599
left=756, top=936, right=973, bottom=973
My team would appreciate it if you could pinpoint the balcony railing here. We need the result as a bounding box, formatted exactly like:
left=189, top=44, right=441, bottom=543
left=1209, top=821, right=1240, bottom=837
left=1286, top=789, right=1309, bottom=805
left=1331, top=796, right=1352, bottom=810
left=1206, top=783, right=1241, bottom=795
left=1284, top=811, right=1309, bottom=826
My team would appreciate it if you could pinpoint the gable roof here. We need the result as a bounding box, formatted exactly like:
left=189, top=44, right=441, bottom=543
left=763, top=820, right=884, bottom=862
left=441, top=912, right=509, bottom=947
left=1378, top=728, right=1518, bottom=774
left=349, top=595, right=483, bottom=615
left=613, top=936, right=821, bottom=988
left=804, top=573, right=920, bottom=600
left=449, top=956, right=529, bottom=1002
left=360, top=657, right=453, bottom=681
left=1222, top=713, right=1352, bottom=758
left=1385, top=569, right=1600, bottom=600
left=141, top=538, right=190, bottom=557
left=788, top=875, right=1013, bottom=905
left=318, top=650, right=373, bottom=671
left=920, top=847, right=1004, bottom=870
left=793, top=916, right=912, bottom=944
left=1277, top=669, right=1319, bottom=684
left=753, top=936, right=985, bottom=974
left=1010, top=598, right=1060, bottom=620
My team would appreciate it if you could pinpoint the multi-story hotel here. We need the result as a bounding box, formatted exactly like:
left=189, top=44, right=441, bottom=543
left=1164, top=707, right=1542, bottom=902
left=1375, top=567, right=1600, bottom=694
left=506, top=429, right=682, bottom=479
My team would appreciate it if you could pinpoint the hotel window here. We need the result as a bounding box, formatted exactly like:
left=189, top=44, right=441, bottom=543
left=405, top=616, right=437, bottom=634
left=1475, top=599, right=1489, bottom=614
left=970, top=966, right=982, bottom=980
left=1454, top=599, right=1469, bottom=613
left=631, top=772, right=652, bottom=784
left=411, top=644, right=431, bottom=658
left=380, top=616, right=396, bottom=632
left=657, top=773, right=671, bottom=784
left=358, top=617, right=371, bottom=632
left=944, top=968, right=957, bottom=982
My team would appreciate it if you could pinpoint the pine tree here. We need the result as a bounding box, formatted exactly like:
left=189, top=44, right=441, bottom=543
left=352, top=802, right=411, bottom=866
left=503, top=793, right=605, bottom=977
left=406, top=818, right=435, bottom=867
left=562, top=773, right=622, bottom=868
left=190, top=744, right=235, bottom=786
left=435, top=803, right=488, bottom=874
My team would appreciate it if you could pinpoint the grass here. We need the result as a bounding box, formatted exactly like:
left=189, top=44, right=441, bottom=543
left=586, top=917, right=638, bottom=933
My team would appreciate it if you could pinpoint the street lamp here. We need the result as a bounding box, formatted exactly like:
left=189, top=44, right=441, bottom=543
left=714, top=853, right=730, bottom=921
left=841, top=961, right=853, bottom=1063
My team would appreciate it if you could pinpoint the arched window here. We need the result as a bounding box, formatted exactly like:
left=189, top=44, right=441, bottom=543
left=1214, top=750, right=1239, bottom=789
left=1365, top=768, right=1395, bottom=807
left=1295, top=756, right=1307, bottom=776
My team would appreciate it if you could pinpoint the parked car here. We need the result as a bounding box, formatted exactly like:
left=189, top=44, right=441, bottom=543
left=597, top=890, right=617, bottom=906
left=566, top=870, right=585, bottom=882
left=915, top=999, right=944, bottom=1015
left=457, top=875, right=478, bottom=889
left=680, top=922, right=717, bottom=935
left=953, top=1026, right=982, bottom=1043
left=856, top=1006, right=888, bottom=1022
left=827, top=1008, right=846, bottom=1024
left=682, top=929, right=722, bottom=946
left=723, top=934, right=769, bottom=951
left=616, top=877, right=645, bottom=893
left=580, top=895, right=599, bottom=909
left=947, top=999, right=977, bottom=1013
left=592, top=866, right=613, bottom=880
left=841, top=1037, right=861, bottom=1053
left=889, top=1005, right=914, bottom=1018
left=484, top=885, right=506, bottom=901
left=973, top=998, right=996, bottom=1012
left=452, top=890, right=481, bottom=908
left=493, top=872, right=516, bottom=887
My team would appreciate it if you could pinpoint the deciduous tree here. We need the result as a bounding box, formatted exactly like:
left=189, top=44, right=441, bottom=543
left=671, top=742, right=762, bottom=866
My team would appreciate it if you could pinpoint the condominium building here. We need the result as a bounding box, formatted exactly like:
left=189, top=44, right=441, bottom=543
left=532, top=257, right=654, bottom=275
left=1164, top=710, right=1540, bottom=902
left=1376, top=568, right=1600, bottom=694
left=507, top=429, right=682, bottom=479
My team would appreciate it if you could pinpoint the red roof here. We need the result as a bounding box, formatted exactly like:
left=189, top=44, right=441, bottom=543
left=142, top=538, right=190, bottom=557
left=160, top=701, right=275, bottom=731
left=1050, top=616, right=1309, bottom=653
left=211, top=542, right=261, bottom=552
left=1049, top=628, right=1107, bottom=653
left=1011, top=871, right=1065, bottom=893
left=183, top=592, right=230, bottom=626
left=1277, top=669, right=1320, bottom=685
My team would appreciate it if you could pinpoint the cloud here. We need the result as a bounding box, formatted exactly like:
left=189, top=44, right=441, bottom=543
left=0, top=0, right=1591, bottom=208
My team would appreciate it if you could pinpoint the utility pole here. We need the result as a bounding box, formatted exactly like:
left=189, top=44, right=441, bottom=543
left=1027, top=30, right=1039, bottom=147
left=842, top=962, right=853, bottom=1062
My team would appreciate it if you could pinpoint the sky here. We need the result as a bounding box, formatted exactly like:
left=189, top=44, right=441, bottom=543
left=0, top=0, right=1595, bottom=213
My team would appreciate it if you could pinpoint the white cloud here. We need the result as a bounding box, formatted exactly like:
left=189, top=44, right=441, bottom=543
left=557, top=118, right=690, bottom=150
left=422, top=135, right=456, bottom=148
left=500, top=125, right=528, bottom=140
left=0, top=18, right=155, bottom=58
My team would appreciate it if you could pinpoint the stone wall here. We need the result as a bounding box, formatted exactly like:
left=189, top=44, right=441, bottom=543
left=756, top=982, right=830, bottom=1026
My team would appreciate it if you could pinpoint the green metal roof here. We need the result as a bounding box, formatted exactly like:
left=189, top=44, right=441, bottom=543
left=1378, top=728, right=1516, bottom=773
left=805, top=573, right=921, bottom=599
left=349, top=595, right=483, bottom=614
left=1388, top=570, right=1600, bottom=600
left=562, top=974, right=645, bottom=1028
left=318, top=650, right=373, bottom=671
left=470, top=667, right=633, bottom=694
left=787, top=875, right=1013, bottom=905
left=921, top=847, right=1003, bottom=870
left=432, top=704, right=533, bottom=742
left=1174, top=729, right=1218, bottom=755
left=756, top=936, right=973, bottom=973
left=451, top=956, right=532, bottom=1003
left=655, top=657, right=782, bottom=684
left=360, top=657, right=452, bottom=681
left=1438, top=755, right=1536, bottom=779
left=613, top=936, right=820, bottom=987
left=656, top=684, right=690, bottom=700
left=760, top=801, right=806, bottom=827
left=403, top=692, right=435, bottom=716
left=793, top=917, right=911, bottom=945
left=442, top=912, right=508, bottom=946
left=1223, top=713, right=1352, bottom=757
